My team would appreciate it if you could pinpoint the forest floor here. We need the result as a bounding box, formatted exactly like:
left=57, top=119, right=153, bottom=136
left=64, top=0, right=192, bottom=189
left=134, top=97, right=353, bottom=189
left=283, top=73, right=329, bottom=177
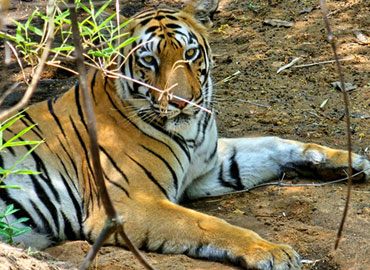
left=0, top=0, right=369, bottom=269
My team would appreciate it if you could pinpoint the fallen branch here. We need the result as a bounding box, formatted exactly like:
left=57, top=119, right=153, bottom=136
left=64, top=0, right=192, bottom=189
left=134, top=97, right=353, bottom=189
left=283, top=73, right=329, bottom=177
left=320, top=0, right=353, bottom=251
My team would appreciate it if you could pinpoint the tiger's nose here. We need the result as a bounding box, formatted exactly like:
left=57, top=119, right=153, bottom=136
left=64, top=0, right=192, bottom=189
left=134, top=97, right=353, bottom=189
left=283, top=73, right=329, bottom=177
left=169, top=97, right=191, bottom=109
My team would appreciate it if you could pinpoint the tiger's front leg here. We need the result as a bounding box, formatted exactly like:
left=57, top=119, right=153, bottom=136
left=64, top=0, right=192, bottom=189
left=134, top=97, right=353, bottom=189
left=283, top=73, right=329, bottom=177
left=185, top=136, right=370, bottom=199
left=94, top=199, right=301, bottom=270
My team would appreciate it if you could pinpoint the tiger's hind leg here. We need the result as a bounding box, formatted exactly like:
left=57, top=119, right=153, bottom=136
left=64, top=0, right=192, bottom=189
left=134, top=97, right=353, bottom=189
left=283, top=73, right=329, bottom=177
left=185, top=136, right=370, bottom=199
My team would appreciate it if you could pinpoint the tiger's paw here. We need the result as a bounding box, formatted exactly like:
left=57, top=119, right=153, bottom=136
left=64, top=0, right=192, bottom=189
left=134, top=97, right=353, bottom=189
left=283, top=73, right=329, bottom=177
left=352, top=154, right=370, bottom=181
left=236, top=241, right=301, bottom=270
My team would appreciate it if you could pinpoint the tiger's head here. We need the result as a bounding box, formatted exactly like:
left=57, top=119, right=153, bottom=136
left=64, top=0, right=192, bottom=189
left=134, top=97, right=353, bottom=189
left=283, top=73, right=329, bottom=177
left=112, top=0, right=219, bottom=131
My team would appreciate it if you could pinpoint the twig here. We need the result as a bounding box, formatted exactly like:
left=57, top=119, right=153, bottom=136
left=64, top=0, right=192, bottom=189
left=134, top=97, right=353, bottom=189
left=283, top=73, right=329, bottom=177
left=276, top=57, right=301, bottom=74
left=68, top=2, right=156, bottom=270
left=237, top=98, right=271, bottom=108
left=0, top=0, right=55, bottom=121
left=292, top=56, right=354, bottom=68
left=320, top=0, right=353, bottom=251
left=6, top=42, right=28, bottom=84
left=214, top=70, right=241, bottom=85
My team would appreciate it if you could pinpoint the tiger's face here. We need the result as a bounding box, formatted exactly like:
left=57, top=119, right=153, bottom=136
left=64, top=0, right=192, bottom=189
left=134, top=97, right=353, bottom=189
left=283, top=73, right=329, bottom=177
left=116, top=8, right=213, bottom=131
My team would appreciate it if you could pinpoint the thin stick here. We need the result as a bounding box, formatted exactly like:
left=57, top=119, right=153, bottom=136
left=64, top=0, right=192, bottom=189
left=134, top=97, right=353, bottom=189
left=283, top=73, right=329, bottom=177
left=320, top=0, right=353, bottom=251
left=68, top=2, right=156, bottom=270
left=293, top=56, right=354, bottom=68
left=202, top=169, right=368, bottom=198
left=0, top=0, right=55, bottom=121
left=6, top=42, right=28, bottom=84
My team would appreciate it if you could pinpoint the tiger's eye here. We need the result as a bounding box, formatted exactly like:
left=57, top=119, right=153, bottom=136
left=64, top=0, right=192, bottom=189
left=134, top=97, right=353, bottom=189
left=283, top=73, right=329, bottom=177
left=143, top=55, right=154, bottom=64
left=185, top=49, right=196, bottom=59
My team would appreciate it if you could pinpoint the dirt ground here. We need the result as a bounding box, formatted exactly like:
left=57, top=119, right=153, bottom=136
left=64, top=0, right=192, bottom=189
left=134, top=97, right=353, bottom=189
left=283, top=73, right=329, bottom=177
left=0, top=0, right=369, bottom=269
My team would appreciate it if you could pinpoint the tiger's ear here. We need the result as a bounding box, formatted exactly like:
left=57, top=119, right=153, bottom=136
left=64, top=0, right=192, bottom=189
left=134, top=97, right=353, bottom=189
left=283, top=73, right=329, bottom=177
left=184, top=0, right=219, bottom=28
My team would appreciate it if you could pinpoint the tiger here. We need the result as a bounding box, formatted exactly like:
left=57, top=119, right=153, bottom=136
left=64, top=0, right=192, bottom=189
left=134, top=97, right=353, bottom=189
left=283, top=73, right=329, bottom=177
left=1, top=0, right=369, bottom=269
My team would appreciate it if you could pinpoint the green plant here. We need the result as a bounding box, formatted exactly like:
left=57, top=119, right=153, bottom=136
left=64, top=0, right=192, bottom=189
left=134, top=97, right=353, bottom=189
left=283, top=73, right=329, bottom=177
left=0, top=112, right=43, bottom=184
left=0, top=111, right=43, bottom=244
left=0, top=0, right=136, bottom=75
left=0, top=204, right=32, bottom=245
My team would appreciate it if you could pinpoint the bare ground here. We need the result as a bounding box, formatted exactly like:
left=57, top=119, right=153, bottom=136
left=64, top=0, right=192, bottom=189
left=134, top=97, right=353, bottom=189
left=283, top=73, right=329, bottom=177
left=0, top=0, right=369, bottom=269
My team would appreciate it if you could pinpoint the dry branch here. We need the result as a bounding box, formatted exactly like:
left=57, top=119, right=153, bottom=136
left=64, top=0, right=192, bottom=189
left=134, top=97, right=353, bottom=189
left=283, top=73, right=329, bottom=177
left=67, top=1, right=155, bottom=269
left=319, top=0, right=353, bottom=251
left=0, top=0, right=55, bottom=121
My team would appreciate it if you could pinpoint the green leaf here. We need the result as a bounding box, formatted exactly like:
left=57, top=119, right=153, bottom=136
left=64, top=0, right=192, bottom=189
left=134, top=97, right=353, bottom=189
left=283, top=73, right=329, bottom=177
left=88, top=50, right=109, bottom=57
left=4, top=204, right=18, bottom=216
left=110, top=32, right=129, bottom=42
left=3, top=141, right=43, bottom=147
left=28, top=25, right=43, bottom=36
left=8, top=170, right=41, bottom=175
left=97, top=12, right=116, bottom=30
left=0, top=185, right=21, bottom=189
left=115, top=36, right=139, bottom=51
left=2, top=124, right=38, bottom=147
left=51, top=45, right=75, bottom=52
left=11, top=217, right=29, bottom=225
left=8, top=141, right=43, bottom=171
left=10, top=19, right=25, bottom=31
left=78, top=1, right=92, bottom=16
left=25, top=9, right=39, bottom=29
left=0, top=230, right=10, bottom=238
left=112, top=19, right=133, bottom=34
left=95, top=0, right=112, bottom=19
left=0, top=114, right=24, bottom=132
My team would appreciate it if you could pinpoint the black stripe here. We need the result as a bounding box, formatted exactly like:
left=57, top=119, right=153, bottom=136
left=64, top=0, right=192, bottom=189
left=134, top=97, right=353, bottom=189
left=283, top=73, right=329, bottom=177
left=22, top=111, right=43, bottom=136
left=29, top=174, right=60, bottom=236
left=30, top=200, right=55, bottom=240
left=59, top=172, right=83, bottom=237
left=61, top=211, right=78, bottom=240
left=19, top=116, right=53, bottom=152
left=7, top=144, right=16, bottom=156
left=103, top=170, right=130, bottom=198
left=23, top=143, right=61, bottom=204
left=58, top=137, right=79, bottom=182
left=127, top=154, right=170, bottom=199
left=206, top=142, right=218, bottom=162
left=48, top=99, right=66, bottom=138
left=138, top=18, right=153, bottom=28
left=90, top=69, right=98, bottom=104
left=229, top=148, right=244, bottom=190
left=141, top=145, right=178, bottom=193
left=74, top=83, right=88, bottom=131
left=56, top=153, right=74, bottom=184
left=165, top=23, right=182, bottom=29
left=145, top=25, right=160, bottom=34
left=218, top=164, right=237, bottom=190
left=99, top=146, right=129, bottom=184
left=69, top=117, right=97, bottom=208
left=154, top=15, right=165, bottom=21
left=103, top=79, right=185, bottom=171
